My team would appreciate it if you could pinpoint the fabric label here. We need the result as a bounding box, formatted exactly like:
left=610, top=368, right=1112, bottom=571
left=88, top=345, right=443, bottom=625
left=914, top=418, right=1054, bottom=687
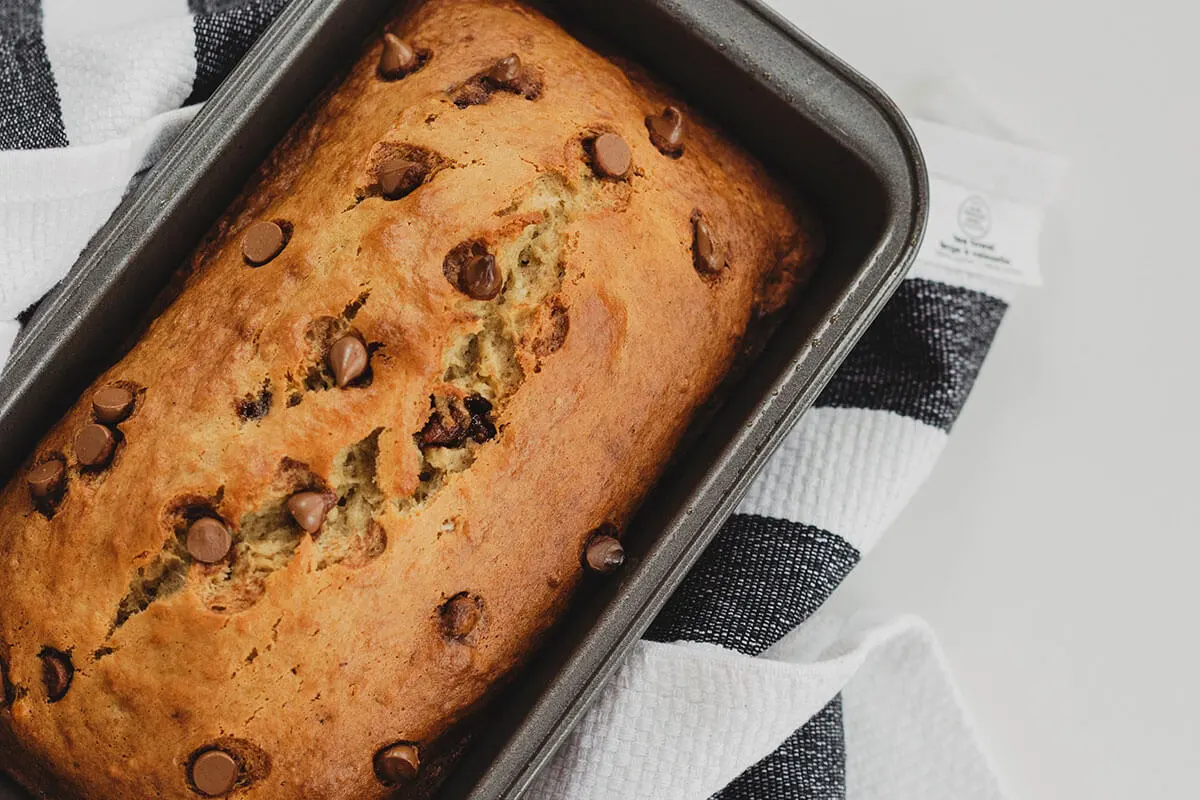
left=918, top=175, right=1046, bottom=287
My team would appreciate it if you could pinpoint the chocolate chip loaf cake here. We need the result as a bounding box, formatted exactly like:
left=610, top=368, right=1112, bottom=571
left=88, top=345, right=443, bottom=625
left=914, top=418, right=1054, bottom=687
left=0, top=0, right=817, bottom=797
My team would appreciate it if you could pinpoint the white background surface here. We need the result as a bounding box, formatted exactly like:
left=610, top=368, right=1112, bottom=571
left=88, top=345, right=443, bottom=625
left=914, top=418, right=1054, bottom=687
left=762, top=1, right=1200, bottom=798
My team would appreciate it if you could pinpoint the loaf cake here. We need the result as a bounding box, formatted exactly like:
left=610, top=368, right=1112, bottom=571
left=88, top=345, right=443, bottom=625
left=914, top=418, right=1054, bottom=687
left=0, top=0, right=817, bottom=797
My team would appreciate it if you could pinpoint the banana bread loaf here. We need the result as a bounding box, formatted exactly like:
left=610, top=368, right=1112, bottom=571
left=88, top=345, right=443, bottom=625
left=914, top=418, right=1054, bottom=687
left=0, top=0, right=816, bottom=797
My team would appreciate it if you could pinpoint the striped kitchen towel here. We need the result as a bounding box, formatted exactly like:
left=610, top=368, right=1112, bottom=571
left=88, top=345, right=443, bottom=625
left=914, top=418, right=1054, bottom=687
left=0, top=1, right=1064, bottom=799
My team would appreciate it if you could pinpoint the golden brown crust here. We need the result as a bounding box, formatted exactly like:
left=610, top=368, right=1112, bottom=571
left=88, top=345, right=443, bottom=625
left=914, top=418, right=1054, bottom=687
left=0, top=1, right=815, bottom=797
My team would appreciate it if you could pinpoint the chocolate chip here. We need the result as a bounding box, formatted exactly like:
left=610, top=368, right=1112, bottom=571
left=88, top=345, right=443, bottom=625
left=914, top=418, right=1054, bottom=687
left=328, top=335, right=369, bottom=387
left=379, top=33, right=418, bottom=80
left=235, top=382, right=272, bottom=422
left=377, top=156, right=427, bottom=199
left=439, top=593, right=483, bottom=639
left=591, top=133, right=631, bottom=179
left=692, top=215, right=726, bottom=275
left=486, top=54, right=521, bottom=86
left=585, top=531, right=624, bottom=573
left=463, top=395, right=496, bottom=443
left=646, top=106, right=685, bottom=156
left=463, top=254, right=503, bottom=300
left=191, top=749, right=239, bottom=797
left=74, top=424, right=116, bottom=468
left=374, top=742, right=420, bottom=785
left=27, top=459, right=65, bottom=499
left=446, top=244, right=487, bottom=297
left=455, top=54, right=540, bottom=107
left=287, top=491, right=331, bottom=533
left=418, top=405, right=465, bottom=448
left=241, top=220, right=286, bottom=266
left=40, top=649, right=73, bottom=702
left=419, top=394, right=495, bottom=448
left=442, top=246, right=506, bottom=305
left=92, top=386, right=135, bottom=424
left=187, top=518, right=233, bottom=564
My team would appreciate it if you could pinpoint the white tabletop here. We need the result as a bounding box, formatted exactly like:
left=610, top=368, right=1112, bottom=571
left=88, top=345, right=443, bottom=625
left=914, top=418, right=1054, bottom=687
left=763, top=0, right=1200, bottom=797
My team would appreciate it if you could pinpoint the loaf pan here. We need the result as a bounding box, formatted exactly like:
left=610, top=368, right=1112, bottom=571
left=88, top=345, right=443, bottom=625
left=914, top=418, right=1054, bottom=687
left=0, top=0, right=926, bottom=797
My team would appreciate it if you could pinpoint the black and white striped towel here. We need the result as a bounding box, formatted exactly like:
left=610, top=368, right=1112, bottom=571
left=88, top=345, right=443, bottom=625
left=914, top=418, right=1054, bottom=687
left=0, top=2, right=1064, bottom=798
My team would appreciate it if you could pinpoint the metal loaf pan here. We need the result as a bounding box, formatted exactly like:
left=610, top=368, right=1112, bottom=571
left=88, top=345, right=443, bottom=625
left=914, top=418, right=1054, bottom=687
left=0, top=0, right=926, bottom=797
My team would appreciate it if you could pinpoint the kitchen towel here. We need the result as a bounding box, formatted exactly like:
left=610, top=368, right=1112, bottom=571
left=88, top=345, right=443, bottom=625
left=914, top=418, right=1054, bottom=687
left=0, top=1, right=1065, bottom=798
